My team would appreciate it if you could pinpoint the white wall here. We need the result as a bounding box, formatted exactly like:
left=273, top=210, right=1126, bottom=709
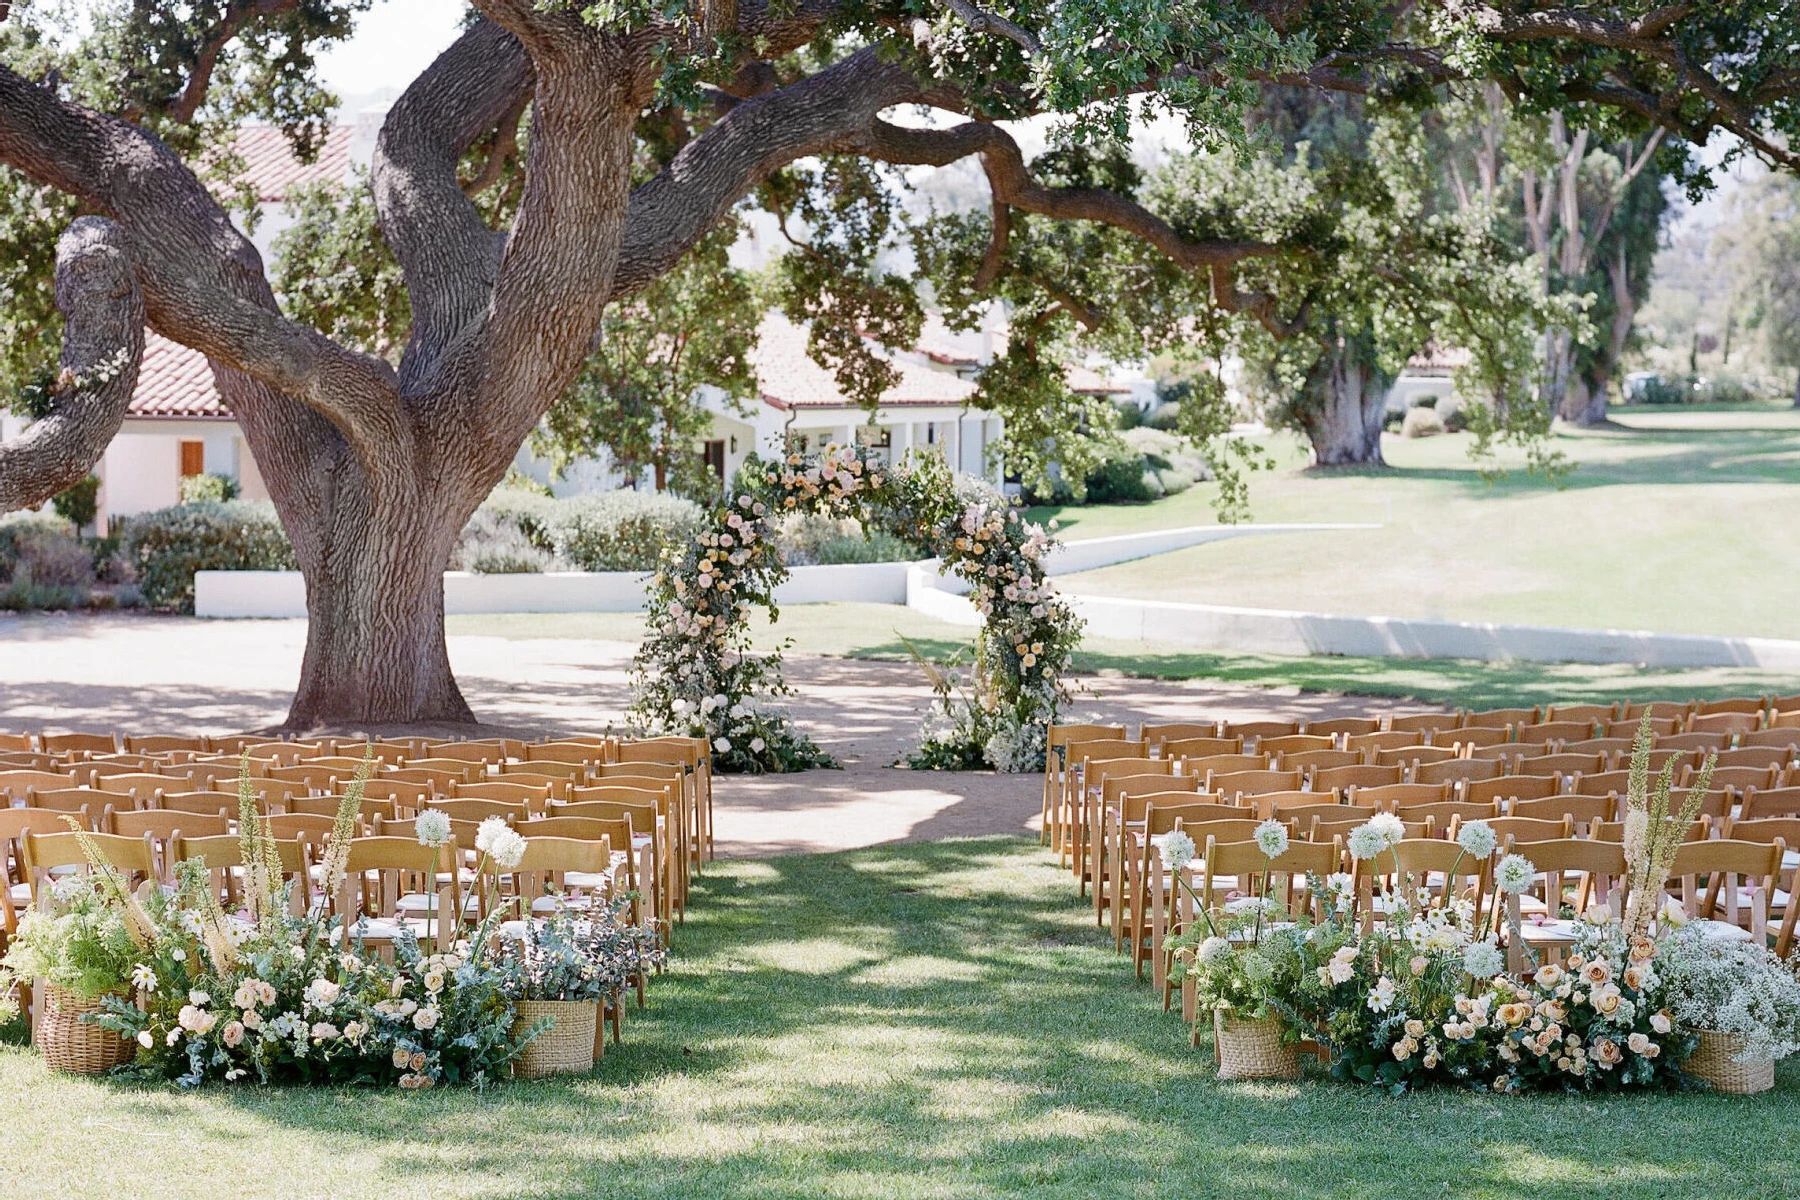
left=100, top=433, right=181, bottom=521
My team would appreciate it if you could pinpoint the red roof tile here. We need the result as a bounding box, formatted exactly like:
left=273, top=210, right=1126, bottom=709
left=128, top=333, right=226, bottom=419
left=753, top=314, right=977, bottom=410
left=228, top=124, right=354, bottom=203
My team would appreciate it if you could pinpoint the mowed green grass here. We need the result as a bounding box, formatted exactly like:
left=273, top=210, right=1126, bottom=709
left=1037, top=408, right=1800, bottom=639
left=3, top=838, right=1793, bottom=1199
left=448, top=603, right=1800, bottom=711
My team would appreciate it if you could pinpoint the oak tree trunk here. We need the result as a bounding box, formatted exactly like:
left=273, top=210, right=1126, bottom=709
left=1301, top=337, right=1388, bottom=466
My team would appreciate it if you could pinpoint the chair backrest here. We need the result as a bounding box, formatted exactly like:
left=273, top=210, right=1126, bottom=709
left=1251, top=790, right=1337, bottom=819
left=22, top=829, right=156, bottom=884
left=425, top=797, right=529, bottom=824
left=1463, top=774, right=1561, bottom=806
left=0, top=769, right=78, bottom=802
left=1439, top=725, right=1514, bottom=750
left=1377, top=839, right=1489, bottom=912
left=1205, top=769, right=1303, bottom=799
left=1068, top=740, right=1145, bottom=766
left=568, top=783, right=672, bottom=808
left=1304, top=716, right=1382, bottom=738
left=107, top=806, right=231, bottom=841
left=1103, top=774, right=1201, bottom=806
left=287, top=795, right=398, bottom=827
left=25, top=786, right=110, bottom=817
left=1049, top=723, right=1130, bottom=753
left=1313, top=814, right=1431, bottom=842
left=1084, top=759, right=1172, bottom=795
left=356, top=777, right=433, bottom=812
left=1557, top=737, right=1633, bottom=759
left=1348, top=730, right=1435, bottom=755
left=336, top=836, right=455, bottom=938
left=1722, top=816, right=1800, bottom=847
left=155, top=789, right=244, bottom=816
left=1385, top=712, right=1460, bottom=736
left=1509, top=793, right=1612, bottom=829
left=1179, top=753, right=1268, bottom=779
left=1310, top=764, right=1403, bottom=793
left=1201, top=836, right=1342, bottom=915
left=1280, top=749, right=1362, bottom=773
left=1690, top=707, right=1762, bottom=735
left=39, top=732, right=118, bottom=756
left=1510, top=753, right=1606, bottom=779
left=1692, top=764, right=1779, bottom=794
left=1544, top=702, right=1619, bottom=724
left=1413, top=757, right=1503, bottom=786
left=384, top=766, right=469, bottom=793
left=1260, top=800, right=1352, bottom=826
left=1604, top=714, right=1680, bottom=737
left=123, top=734, right=207, bottom=754
left=1157, top=736, right=1243, bottom=762
left=0, top=732, right=36, bottom=753
left=265, top=812, right=339, bottom=845
left=1134, top=724, right=1212, bottom=754
left=1476, top=814, right=1574, bottom=843
left=451, top=779, right=552, bottom=807
left=169, top=832, right=308, bottom=874
left=1591, top=818, right=1707, bottom=843
left=1504, top=838, right=1628, bottom=932
left=1371, top=745, right=1455, bottom=768
left=421, top=741, right=509, bottom=764
left=1712, top=746, right=1793, bottom=770
left=1121, top=796, right=1239, bottom=826
left=1666, top=839, right=1784, bottom=935
left=1620, top=700, right=1691, bottom=721
left=546, top=800, right=659, bottom=833
left=511, top=835, right=616, bottom=903
left=1258, top=734, right=1335, bottom=758
left=87, top=772, right=181, bottom=802
left=516, top=816, right=636, bottom=894
left=1515, top=720, right=1597, bottom=746
left=1739, top=727, right=1800, bottom=750
left=1570, top=769, right=1634, bottom=797
left=1217, top=719, right=1301, bottom=743
left=1740, top=785, right=1800, bottom=820
left=1463, top=706, right=1539, bottom=729
left=396, top=758, right=485, bottom=782
left=1349, top=782, right=1451, bottom=811
left=1401, top=800, right=1501, bottom=829
left=1658, top=731, right=1729, bottom=752
left=613, top=741, right=696, bottom=770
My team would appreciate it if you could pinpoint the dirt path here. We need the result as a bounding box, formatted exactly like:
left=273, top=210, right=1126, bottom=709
left=0, top=611, right=1431, bottom=856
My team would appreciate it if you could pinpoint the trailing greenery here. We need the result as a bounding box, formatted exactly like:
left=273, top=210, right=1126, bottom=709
left=121, top=500, right=296, bottom=613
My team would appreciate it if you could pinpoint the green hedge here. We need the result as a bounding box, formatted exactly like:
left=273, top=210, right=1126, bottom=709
left=543, top=490, right=702, bottom=571
left=121, top=501, right=296, bottom=613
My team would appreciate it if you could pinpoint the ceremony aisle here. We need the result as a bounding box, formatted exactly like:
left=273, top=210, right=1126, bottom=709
left=2, top=836, right=1794, bottom=1199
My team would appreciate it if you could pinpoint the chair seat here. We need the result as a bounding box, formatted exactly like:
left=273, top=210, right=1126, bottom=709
left=395, top=891, right=481, bottom=916
left=8, top=881, right=29, bottom=908
left=1517, top=919, right=1581, bottom=943
left=1690, top=918, right=1755, bottom=943
left=564, top=870, right=615, bottom=890
left=349, top=915, right=435, bottom=941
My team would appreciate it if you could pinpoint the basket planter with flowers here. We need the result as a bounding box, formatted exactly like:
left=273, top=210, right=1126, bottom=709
left=0, top=871, right=143, bottom=1074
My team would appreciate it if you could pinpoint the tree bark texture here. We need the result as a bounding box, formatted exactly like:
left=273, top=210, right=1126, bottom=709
left=1300, top=337, right=1389, bottom=467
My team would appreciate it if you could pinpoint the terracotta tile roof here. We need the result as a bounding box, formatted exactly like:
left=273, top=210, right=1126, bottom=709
left=914, top=313, right=991, bottom=366
left=1067, top=362, right=1130, bottom=394
left=128, top=332, right=227, bottom=419
left=753, top=313, right=978, bottom=410
left=228, top=124, right=354, bottom=203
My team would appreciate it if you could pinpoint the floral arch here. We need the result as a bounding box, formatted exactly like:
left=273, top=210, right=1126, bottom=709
left=629, top=443, right=1082, bottom=773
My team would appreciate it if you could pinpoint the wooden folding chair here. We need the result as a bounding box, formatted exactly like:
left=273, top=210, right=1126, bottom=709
left=1348, top=730, right=1434, bottom=756
left=1349, top=782, right=1451, bottom=811
left=21, top=830, right=157, bottom=907
left=1084, top=759, right=1174, bottom=910
left=1281, top=749, right=1363, bottom=774
left=1204, top=769, right=1302, bottom=802
left=1741, top=785, right=1800, bottom=820
left=1463, top=773, right=1560, bottom=806
left=516, top=815, right=649, bottom=933
left=591, top=763, right=691, bottom=887
left=1, top=809, right=76, bottom=939
left=23, top=788, right=106, bottom=826
left=565, top=784, right=682, bottom=915
left=1515, top=720, right=1598, bottom=746
left=1371, top=745, right=1455, bottom=769
left=1305, top=716, right=1382, bottom=739
left=1356, top=837, right=1489, bottom=932
left=332, top=837, right=460, bottom=953
left=0, top=770, right=79, bottom=803
left=1509, top=793, right=1612, bottom=833
left=38, top=732, right=117, bottom=758
left=1666, top=839, right=1786, bottom=947
left=1462, top=706, right=1539, bottom=729
left=1543, top=702, right=1619, bottom=724
left=168, top=833, right=310, bottom=916
left=1413, top=757, right=1502, bottom=789
left=1385, top=712, right=1460, bottom=737
left=1061, top=741, right=1148, bottom=879
left=1502, top=839, right=1628, bottom=971
left=1310, top=764, right=1402, bottom=793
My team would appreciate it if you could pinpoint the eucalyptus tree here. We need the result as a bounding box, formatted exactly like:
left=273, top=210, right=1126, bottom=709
left=3, top=1, right=1799, bottom=725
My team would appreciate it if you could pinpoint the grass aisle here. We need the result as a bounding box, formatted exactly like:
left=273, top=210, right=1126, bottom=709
left=3, top=838, right=1796, bottom=1198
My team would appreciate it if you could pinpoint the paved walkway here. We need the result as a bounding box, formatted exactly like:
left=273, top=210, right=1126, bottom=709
left=0, top=612, right=1432, bottom=857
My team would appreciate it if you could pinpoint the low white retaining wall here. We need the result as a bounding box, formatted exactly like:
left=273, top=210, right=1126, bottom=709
left=196, top=561, right=910, bottom=618
left=1040, top=522, right=1376, bottom=576
left=1064, top=594, right=1800, bottom=671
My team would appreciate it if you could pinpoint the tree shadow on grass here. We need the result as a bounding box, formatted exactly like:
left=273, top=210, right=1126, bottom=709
left=183, top=837, right=1800, bottom=1200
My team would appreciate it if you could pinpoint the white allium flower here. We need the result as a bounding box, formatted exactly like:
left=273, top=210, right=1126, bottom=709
left=414, top=809, right=452, bottom=848
left=1347, top=822, right=1387, bottom=861
left=489, top=827, right=527, bottom=870
left=1157, top=829, right=1197, bottom=872
left=1253, top=818, right=1290, bottom=859
left=1197, top=936, right=1233, bottom=966
left=1495, top=853, right=1536, bottom=894
left=474, top=816, right=509, bottom=855
left=1463, top=939, right=1505, bottom=979
left=1368, top=811, right=1407, bottom=847
left=1456, top=819, right=1497, bottom=859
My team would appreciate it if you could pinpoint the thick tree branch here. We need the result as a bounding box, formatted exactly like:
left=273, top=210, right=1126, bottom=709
left=940, top=0, right=1040, bottom=56
left=0, top=65, right=404, bottom=459
left=167, top=0, right=303, bottom=124
left=0, top=219, right=143, bottom=513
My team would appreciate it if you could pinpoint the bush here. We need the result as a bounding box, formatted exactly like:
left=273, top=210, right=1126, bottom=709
left=1409, top=394, right=1440, bottom=409
left=1142, top=402, right=1183, bottom=431
left=451, top=509, right=551, bottom=574
left=1383, top=408, right=1405, bottom=431
left=122, top=500, right=296, bottom=613
left=1112, top=399, right=1143, bottom=430
left=1699, top=374, right=1761, bottom=405
left=543, top=489, right=702, bottom=572
left=51, top=474, right=99, bottom=529
left=1632, top=373, right=1693, bottom=405
left=1156, top=466, right=1196, bottom=495
left=776, top=514, right=921, bottom=566
left=1401, top=406, right=1445, bottom=438
left=1082, top=444, right=1158, bottom=503
left=480, top=487, right=560, bottom=555
left=0, top=513, right=92, bottom=609
left=179, top=473, right=240, bottom=503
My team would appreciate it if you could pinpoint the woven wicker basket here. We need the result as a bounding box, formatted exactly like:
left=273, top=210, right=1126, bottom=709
left=512, top=1000, right=598, bottom=1079
left=1686, top=1029, right=1775, bottom=1095
left=34, top=982, right=133, bottom=1075
left=1214, top=1011, right=1302, bottom=1080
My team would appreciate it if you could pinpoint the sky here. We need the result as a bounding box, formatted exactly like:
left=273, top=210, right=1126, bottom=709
left=315, top=0, right=464, bottom=103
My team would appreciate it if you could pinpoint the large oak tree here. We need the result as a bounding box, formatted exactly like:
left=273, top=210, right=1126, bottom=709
left=2, top=1, right=1797, bottom=727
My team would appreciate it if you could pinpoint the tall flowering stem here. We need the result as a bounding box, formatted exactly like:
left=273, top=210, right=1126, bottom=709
left=629, top=443, right=1082, bottom=773
left=1619, top=715, right=1714, bottom=940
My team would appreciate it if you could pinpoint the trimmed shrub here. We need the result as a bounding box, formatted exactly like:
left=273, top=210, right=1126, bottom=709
left=451, top=509, right=551, bottom=574
left=480, top=487, right=559, bottom=555
left=1142, top=402, right=1183, bottom=431
left=122, top=501, right=296, bottom=613
left=0, top=514, right=92, bottom=610
left=776, top=515, right=921, bottom=566
left=1082, top=444, right=1159, bottom=503
left=543, top=490, right=702, bottom=572
left=51, top=474, right=100, bottom=529
left=1156, top=466, right=1197, bottom=495
left=1401, top=406, right=1445, bottom=438
left=179, top=473, right=240, bottom=503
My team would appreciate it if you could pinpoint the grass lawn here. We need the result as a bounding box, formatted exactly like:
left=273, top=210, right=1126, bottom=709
left=4, top=837, right=1793, bottom=1198
left=449, top=603, right=1800, bottom=710
left=1034, top=408, right=1800, bottom=640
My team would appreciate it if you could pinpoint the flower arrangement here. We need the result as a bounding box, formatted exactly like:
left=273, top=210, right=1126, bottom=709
left=631, top=441, right=1081, bottom=773
left=1657, top=925, right=1800, bottom=1065
left=494, top=895, right=665, bottom=1005
left=0, top=872, right=142, bottom=1003
left=1618, top=716, right=1717, bottom=939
